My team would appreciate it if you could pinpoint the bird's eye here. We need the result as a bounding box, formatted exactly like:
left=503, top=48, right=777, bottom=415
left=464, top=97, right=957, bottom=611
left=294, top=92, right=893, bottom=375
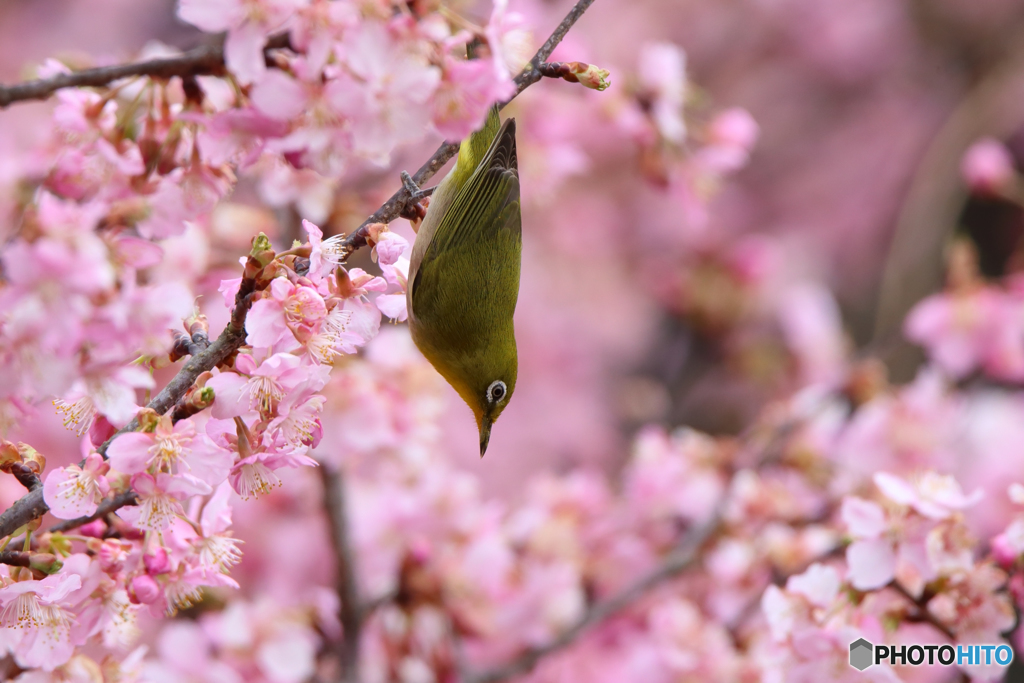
left=487, top=380, right=507, bottom=403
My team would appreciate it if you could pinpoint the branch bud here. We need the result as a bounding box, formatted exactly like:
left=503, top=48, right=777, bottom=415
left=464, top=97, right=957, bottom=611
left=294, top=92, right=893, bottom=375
left=539, top=61, right=611, bottom=91
left=28, top=553, right=63, bottom=575
left=249, top=233, right=276, bottom=268
left=170, top=330, right=192, bottom=362
left=14, top=444, right=45, bottom=475
left=187, top=312, right=210, bottom=347
left=171, top=383, right=217, bottom=424
left=136, top=408, right=161, bottom=433
left=0, top=441, right=22, bottom=471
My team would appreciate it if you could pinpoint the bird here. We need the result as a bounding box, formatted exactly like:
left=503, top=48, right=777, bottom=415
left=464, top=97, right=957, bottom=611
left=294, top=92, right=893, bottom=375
left=406, top=107, right=521, bottom=457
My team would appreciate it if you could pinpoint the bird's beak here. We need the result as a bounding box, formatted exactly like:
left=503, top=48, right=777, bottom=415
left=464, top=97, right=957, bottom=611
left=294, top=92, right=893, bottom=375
left=479, top=418, right=493, bottom=458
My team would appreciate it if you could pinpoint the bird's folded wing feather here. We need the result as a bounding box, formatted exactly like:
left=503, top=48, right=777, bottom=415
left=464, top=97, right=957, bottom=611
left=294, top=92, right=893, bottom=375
left=411, top=120, right=521, bottom=319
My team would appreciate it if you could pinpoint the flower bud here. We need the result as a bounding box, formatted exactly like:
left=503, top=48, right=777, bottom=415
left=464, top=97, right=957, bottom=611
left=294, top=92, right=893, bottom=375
left=194, top=386, right=215, bottom=409
left=235, top=418, right=255, bottom=459
left=843, top=359, right=888, bottom=408
left=946, top=238, right=981, bottom=292
left=249, top=233, right=276, bottom=269
left=88, top=417, right=117, bottom=448
left=28, top=553, right=63, bottom=575
left=961, top=138, right=1016, bottom=196
left=97, top=539, right=127, bottom=573
left=129, top=574, right=162, bottom=605
left=77, top=520, right=104, bottom=536
left=568, top=62, right=611, bottom=91
left=143, top=547, right=172, bottom=575
left=991, top=533, right=1018, bottom=570
left=540, top=61, right=611, bottom=91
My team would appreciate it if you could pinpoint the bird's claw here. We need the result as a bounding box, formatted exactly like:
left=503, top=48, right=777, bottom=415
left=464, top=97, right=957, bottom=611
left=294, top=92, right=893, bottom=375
left=400, top=171, right=421, bottom=195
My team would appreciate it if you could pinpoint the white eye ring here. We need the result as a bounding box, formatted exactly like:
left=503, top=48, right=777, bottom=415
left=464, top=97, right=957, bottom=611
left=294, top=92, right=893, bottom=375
left=487, top=380, right=507, bottom=404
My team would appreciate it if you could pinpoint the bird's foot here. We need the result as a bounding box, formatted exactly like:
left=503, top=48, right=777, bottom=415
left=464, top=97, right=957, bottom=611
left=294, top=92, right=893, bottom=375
left=401, top=171, right=435, bottom=202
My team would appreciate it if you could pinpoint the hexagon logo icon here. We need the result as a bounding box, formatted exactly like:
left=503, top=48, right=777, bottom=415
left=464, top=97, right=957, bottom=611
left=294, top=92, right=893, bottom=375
left=849, top=638, right=874, bottom=671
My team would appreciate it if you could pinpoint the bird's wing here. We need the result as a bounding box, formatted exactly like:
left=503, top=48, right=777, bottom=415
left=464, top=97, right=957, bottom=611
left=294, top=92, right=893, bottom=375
left=411, top=119, right=521, bottom=317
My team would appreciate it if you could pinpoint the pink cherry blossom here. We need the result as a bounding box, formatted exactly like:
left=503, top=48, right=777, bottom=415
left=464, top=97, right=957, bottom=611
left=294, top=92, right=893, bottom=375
left=205, top=352, right=325, bottom=419
left=302, top=219, right=326, bottom=284
left=0, top=572, right=82, bottom=670
left=106, top=417, right=232, bottom=487
left=484, top=0, right=533, bottom=81
left=123, top=472, right=213, bottom=531
left=43, top=452, right=110, bottom=520
left=327, top=21, right=441, bottom=164
left=267, top=393, right=325, bottom=447
left=193, top=108, right=289, bottom=168
left=375, top=294, right=408, bottom=323
left=905, top=286, right=1024, bottom=381
left=52, top=365, right=153, bottom=433
left=195, top=483, right=244, bottom=575
left=637, top=42, right=687, bottom=144
left=178, top=0, right=302, bottom=84
left=874, top=471, right=983, bottom=520
left=432, top=58, right=513, bottom=141
left=372, top=231, right=409, bottom=267
left=246, top=278, right=327, bottom=349
left=229, top=433, right=317, bottom=500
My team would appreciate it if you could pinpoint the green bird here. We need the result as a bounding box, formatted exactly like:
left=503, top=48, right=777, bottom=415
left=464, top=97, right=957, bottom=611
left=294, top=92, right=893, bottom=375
left=406, top=108, right=521, bottom=457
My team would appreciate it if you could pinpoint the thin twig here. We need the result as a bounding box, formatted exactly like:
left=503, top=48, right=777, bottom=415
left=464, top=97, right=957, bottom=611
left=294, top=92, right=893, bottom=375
left=0, top=34, right=291, bottom=109
left=890, top=581, right=956, bottom=641
left=320, top=465, right=362, bottom=683
left=332, top=0, right=598, bottom=261
left=48, top=491, right=139, bottom=534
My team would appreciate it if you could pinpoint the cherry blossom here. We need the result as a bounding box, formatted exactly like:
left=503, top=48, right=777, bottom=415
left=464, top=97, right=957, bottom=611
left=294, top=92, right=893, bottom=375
left=106, top=416, right=233, bottom=487
left=42, top=452, right=110, bottom=520
left=177, top=0, right=303, bottom=84
left=0, top=572, right=83, bottom=670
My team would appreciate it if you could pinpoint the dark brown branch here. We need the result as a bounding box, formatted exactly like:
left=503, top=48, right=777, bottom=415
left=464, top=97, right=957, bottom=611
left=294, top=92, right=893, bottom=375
left=0, top=34, right=291, bottom=109
left=0, top=551, right=31, bottom=568
left=321, top=466, right=362, bottom=683
left=7, top=464, right=42, bottom=493
left=332, top=0, right=598, bottom=261
left=48, top=491, right=139, bottom=534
